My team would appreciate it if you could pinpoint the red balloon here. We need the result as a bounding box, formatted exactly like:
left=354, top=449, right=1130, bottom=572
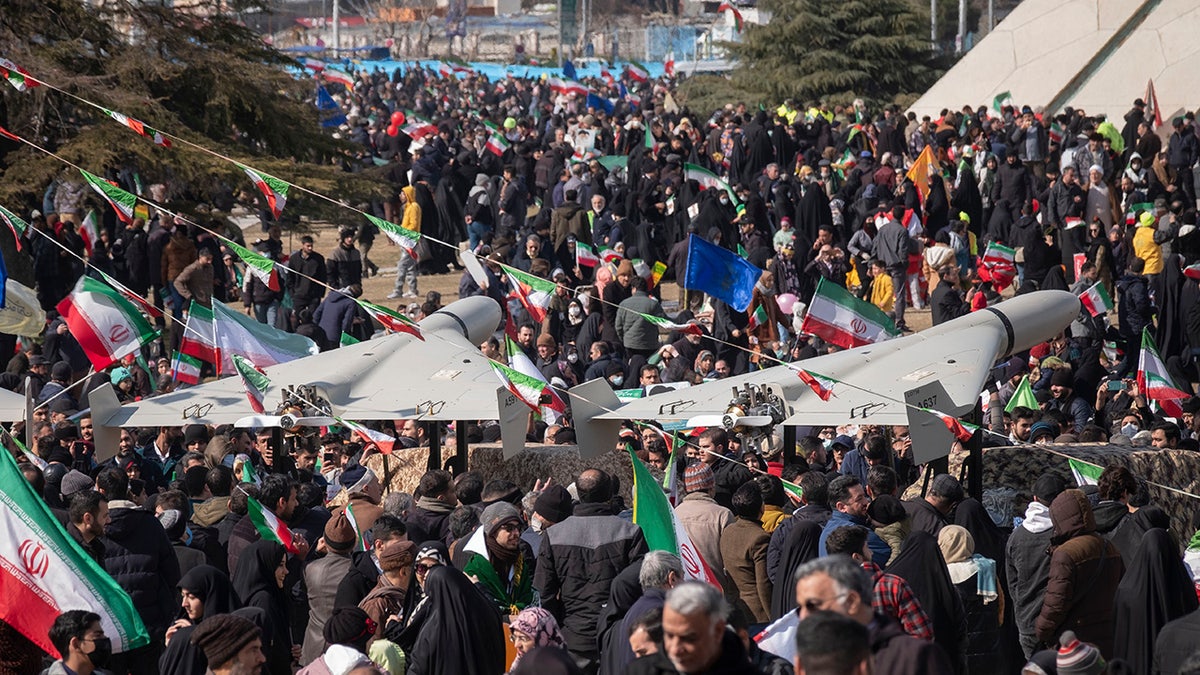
left=386, top=124, right=400, bottom=137
left=391, top=111, right=406, bottom=125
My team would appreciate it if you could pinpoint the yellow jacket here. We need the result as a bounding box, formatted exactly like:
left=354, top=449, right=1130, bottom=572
left=401, top=185, right=421, bottom=233
left=871, top=273, right=894, bottom=313
left=760, top=506, right=789, bottom=533
left=1132, top=225, right=1162, bottom=275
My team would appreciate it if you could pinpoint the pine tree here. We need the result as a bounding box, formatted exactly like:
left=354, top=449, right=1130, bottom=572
left=726, top=0, right=945, bottom=108
left=0, top=0, right=383, bottom=221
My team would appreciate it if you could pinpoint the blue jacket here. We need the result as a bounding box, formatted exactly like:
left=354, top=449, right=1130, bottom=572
left=819, top=510, right=891, bottom=565
left=313, top=292, right=358, bottom=344
left=839, top=449, right=870, bottom=486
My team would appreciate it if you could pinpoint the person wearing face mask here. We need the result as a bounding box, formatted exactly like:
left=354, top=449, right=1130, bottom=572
left=48, top=610, right=113, bottom=675
left=604, top=361, right=627, bottom=390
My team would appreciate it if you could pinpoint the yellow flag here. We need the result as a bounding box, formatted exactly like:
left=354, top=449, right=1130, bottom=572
left=906, top=144, right=937, bottom=202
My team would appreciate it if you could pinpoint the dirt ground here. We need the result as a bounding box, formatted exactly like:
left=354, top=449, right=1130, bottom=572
left=284, top=221, right=937, bottom=333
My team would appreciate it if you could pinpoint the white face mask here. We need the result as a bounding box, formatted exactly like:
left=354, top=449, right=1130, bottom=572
left=610, top=375, right=624, bottom=387
left=530, top=514, right=544, bottom=534
left=567, top=352, right=579, bottom=364
left=568, top=306, right=582, bottom=319
left=1122, top=423, right=1139, bottom=438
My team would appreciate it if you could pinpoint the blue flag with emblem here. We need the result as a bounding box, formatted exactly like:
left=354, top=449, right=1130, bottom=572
left=315, top=84, right=347, bottom=128
left=683, top=234, right=759, bottom=312
left=562, top=59, right=577, bottom=81
left=586, top=92, right=615, bottom=115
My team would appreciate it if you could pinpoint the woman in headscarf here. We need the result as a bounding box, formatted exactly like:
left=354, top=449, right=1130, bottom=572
left=159, top=565, right=240, bottom=675
left=924, top=174, right=951, bottom=239
left=1112, top=528, right=1198, bottom=675
left=386, top=541, right=449, bottom=652
left=358, top=539, right=416, bottom=648
left=938, top=526, right=1003, bottom=675
left=406, top=566, right=506, bottom=675
left=232, top=540, right=294, bottom=675
left=952, top=161, right=985, bottom=241
left=507, top=607, right=566, bottom=674
left=768, top=519, right=821, bottom=620
left=888, top=532, right=968, bottom=675
left=461, top=502, right=535, bottom=616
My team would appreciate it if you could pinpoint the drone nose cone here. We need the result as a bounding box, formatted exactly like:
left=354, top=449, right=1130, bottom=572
left=990, top=290, right=1081, bottom=356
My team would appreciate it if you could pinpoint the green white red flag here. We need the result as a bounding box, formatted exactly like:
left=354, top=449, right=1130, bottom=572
left=485, top=130, right=511, bottom=156
left=0, top=446, right=148, bottom=657
left=1079, top=281, right=1112, bottom=317
left=797, top=369, right=836, bottom=401
left=746, top=304, right=768, bottom=332
left=628, top=448, right=721, bottom=586
left=0, top=204, right=28, bottom=250
left=505, top=265, right=556, bottom=323
left=11, top=434, right=46, bottom=471
left=245, top=495, right=300, bottom=555
left=489, top=358, right=548, bottom=415
left=576, top=241, right=601, bottom=267
left=625, top=62, right=649, bottom=83
left=356, top=299, right=424, bottom=340
left=365, top=214, right=421, bottom=259
left=600, top=247, right=623, bottom=264
left=801, top=277, right=899, bottom=349
left=1068, top=458, right=1103, bottom=486
left=402, top=112, right=438, bottom=140
left=1184, top=262, right=1200, bottom=281
left=0, top=57, right=38, bottom=91
left=239, top=164, right=289, bottom=220
left=95, top=269, right=162, bottom=320
left=1138, top=328, right=1190, bottom=417
left=977, top=242, right=1017, bottom=291
left=79, top=210, right=100, bottom=257
left=717, top=2, right=744, bottom=31
left=684, top=163, right=737, bottom=203
left=340, top=332, right=360, bottom=347
left=504, top=335, right=566, bottom=422
left=56, top=275, right=159, bottom=371
left=100, top=107, right=171, bottom=147
left=171, top=351, right=202, bottom=385
left=80, top=170, right=137, bottom=224
left=180, top=299, right=318, bottom=372
left=642, top=314, right=704, bottom=336
left=338, top=418, right=396, bottom=455
left=344, top=503, right=367, bottom=551
left=322, top=69, right=355, bottom=89
left=231, top=354, right=270, bottom=414
left=927, top=410, right=976, bottom=442
left=224, top=238, right=281, bottom=291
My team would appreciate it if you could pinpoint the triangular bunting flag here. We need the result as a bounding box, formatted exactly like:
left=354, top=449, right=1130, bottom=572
left=80, top=170, right=137, bottom=224
left=231, top=354, right=271, bottom=414
left=239, top=165, right=289, bottom=220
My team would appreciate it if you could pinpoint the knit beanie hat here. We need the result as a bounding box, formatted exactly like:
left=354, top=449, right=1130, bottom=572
left=533, top=484, right=574, bottom=524
left=324, top=607, right=376, bottom=651
left=1057, top=631, right=1105, bottom=675
left=481, top=501, right=522, bottom=536
left=324, top=512, right=357, bottom=552
left=684, top=463, right=715, bottom=494
left=60, top=470, right=94, bottom=498
left=191, top=614, right=261, bottom=668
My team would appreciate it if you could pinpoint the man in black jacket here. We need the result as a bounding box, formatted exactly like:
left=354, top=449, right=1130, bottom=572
left=536, top=468, right=648, bottom=673
left=694, top=428, right=754, bottom=510
left=96, top=467, right=180, bottom=675
left=1008, top=474, right=1065, bottom=657
left=930, top=265, right=971, bottom=326
left=403, top=469, right=456, bottom=547
left=286, top=235, right=326, bottom=323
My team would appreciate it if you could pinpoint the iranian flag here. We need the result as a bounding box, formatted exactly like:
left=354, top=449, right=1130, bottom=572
left=80, top=170, right=137, bottom=224
left=643, top=314, right=704, bottom=336
left=79, top=210, right=100, bottom=257
left=505, top=266, right=556, bottom=323
left=600, top=247, right=623, bottom=264
left=781, top=479, right=803, bottom=503
left=239, top=165, right=289, bottom=221
left=232, top=354, right=270, bottom=414
left=339, top=418, right=396, bottom=455
left=323, top=69, right=355, bottom=89
left=225, top=238, right=281, bottom=291
left=717, top=2, right=744, bottom=32
left=340, top=332, right=360, bottom=347
left=548, top=77, right=588, bottom=97
left=240, top=460, right=261, bottom=486
left=797, top=369, right=836, bottom=401
left=504, top=335, right=566, bottom=422
left=344, top=503, right=367, bottom=551
left=485, top=131, right=511, bottom=157
left=1079, top=281, right=1112, bottom=317
left=490, top=359, right=548, bottom=415
left=180, top=300, right=318, bottom=373
left=100, top=107, right=171, bottom=148
left=626, top=62, right=650, bottom=83
left=1068, top=458, right=1103, bottom=486
left=171, top=351, right=202, bottom=385
left=746, top=304, right=768, bottom=332
left=0, top=447, right=149, bottom=657
left=245, top=495, right=300, bottom=555
left=402, top=113, right=438, bottom=140
left=628, top=448, right=721, bottom=586
left=1049, top=122, right=1064, bottom=145
left=1184, top=262, right=1200, bottom=281
left=0, top=204, right=28, bottom=250
left=301, top=57, right=326, bottom=72
left=576, top=241, right=601, bottom=267
left=12, top=435, right=46, bottom=471
left=357, top=299, right=424, bottom=340
left=365, top=214, right=421, bottom=259
left=1063, top=217, right=1084, bottom=230
left=801, top=278, right=899, bottom=350
left=929, top=410, right=976, bottom=442
left=0, top=57, right=38, bottom=91
left=977, top=242, right=1017, bottom=291
left=1138, top=328, right=1190, bottom=417
left=684, top=163, right=737, bottom=203
left=57, top=276, right=159, bottom=371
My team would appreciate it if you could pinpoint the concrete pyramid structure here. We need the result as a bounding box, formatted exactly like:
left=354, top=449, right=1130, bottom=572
left=908, top=0, right=1200, bottom=124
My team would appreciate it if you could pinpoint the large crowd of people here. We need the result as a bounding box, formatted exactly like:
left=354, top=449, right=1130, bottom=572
left=6, top=59, right=1200, bottom=675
